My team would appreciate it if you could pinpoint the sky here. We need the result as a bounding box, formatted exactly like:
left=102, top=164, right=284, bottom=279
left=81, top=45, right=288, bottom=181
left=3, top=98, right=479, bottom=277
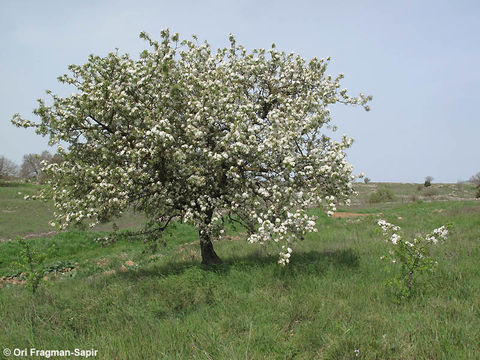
left=1, top=0, right=479, bottom=183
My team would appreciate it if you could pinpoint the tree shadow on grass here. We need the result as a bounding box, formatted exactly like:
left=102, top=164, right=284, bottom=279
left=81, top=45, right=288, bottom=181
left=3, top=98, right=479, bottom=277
left=113, top=248, right=360, bottom=321
left=275, top=248, right=360, bottom=277
left=117, top=247, right=360, bottom=281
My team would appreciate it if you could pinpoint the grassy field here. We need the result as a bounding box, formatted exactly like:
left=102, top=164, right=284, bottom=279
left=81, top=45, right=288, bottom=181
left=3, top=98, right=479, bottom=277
left=0, top=182, right=55, bottom=239
left=0, top=181, right=479, bottom=359
left=0, top=181, right=145, bottom=241
left=349, top=182, right=477, bottom=207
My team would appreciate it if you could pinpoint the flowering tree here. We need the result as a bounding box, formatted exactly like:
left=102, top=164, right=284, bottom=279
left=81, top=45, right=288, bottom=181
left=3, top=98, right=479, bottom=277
left=377, top=219, right=448, bottom=299
left=12, top=30, right=371, bottom=265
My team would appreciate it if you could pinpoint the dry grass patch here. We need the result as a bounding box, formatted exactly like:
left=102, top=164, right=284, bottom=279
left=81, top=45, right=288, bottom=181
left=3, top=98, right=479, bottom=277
left=332, top=212, right=372, bottom=219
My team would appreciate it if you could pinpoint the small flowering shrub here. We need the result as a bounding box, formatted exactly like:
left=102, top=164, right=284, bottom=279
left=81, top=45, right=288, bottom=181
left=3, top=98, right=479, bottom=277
left=377, top=219, right=448, bottom=301
left=12, top=29, right=371, bottom=265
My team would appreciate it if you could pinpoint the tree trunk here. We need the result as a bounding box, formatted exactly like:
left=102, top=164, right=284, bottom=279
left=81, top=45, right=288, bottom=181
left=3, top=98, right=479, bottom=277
left=199, top=230, right=222, bottom=265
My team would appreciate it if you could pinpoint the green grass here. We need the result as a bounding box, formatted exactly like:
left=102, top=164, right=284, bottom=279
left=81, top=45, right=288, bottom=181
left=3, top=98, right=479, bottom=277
left=1, top=182, right=480, bottom=359
left=0, top=181, right=54, bottom=239
left=0, top=180, right=146, bottom=240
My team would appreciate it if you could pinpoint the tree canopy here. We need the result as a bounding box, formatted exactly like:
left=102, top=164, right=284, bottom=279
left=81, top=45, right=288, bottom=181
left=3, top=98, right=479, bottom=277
left=20, top=151, right=52, bottom=181
left=13, top=30, right=371, bottom=265
left=0, top=156, right=18, bottom=179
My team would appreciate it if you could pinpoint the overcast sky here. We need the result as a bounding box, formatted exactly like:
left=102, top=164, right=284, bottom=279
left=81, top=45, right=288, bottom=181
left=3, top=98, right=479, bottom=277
left=1, top=0, right=478, bottom=182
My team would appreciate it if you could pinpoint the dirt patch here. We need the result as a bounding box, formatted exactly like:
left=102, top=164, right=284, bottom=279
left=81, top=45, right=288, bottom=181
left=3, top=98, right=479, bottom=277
left=223, top=234, right=246, bottom=241
left=0, top=265, right=76, bottom=287
left=23, top=231, right=59, bottom=239
left=332, top=212, right=372, bottom=219
left=176, top=244, right=186, bottom=253
left=0, top=275, right=26, bottom=287
left=0, top=230, right=61, bottom=243
left=96, top=258, right=110, bottom=267
left=181, top=249, right=198, bottom=262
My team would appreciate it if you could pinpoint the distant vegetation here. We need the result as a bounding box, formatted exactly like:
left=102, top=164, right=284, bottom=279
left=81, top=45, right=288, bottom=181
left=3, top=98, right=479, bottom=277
left=351, top=181, right=477, bottom=206
left=0, top=155, right=18, bottom=179
left=0, top=151, right=63, bottom=183
left=470, top=172, right=480, bottom=198
left=368, top=186, right=396, bottom=203
left=424, top=176, right=434, bottom=187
